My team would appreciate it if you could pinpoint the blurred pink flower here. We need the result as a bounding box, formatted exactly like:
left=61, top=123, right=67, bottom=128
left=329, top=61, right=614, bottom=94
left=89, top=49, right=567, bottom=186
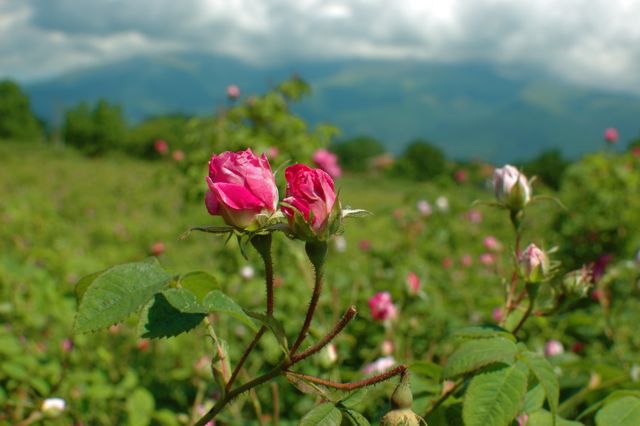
left=492, top=307, right=504, bottom=323
left=461, top=254, right=473, bottom=267
left=172, top=150, right=185, bottom=161
left=312, top=149, right=342, bottom=179
left=479, top=253, right=496, bottom=266
left=483, top=235, right=501, bottom=251
left=150, top=241, right=165, bottom=257
left=406, top=272, right=421, bottom=295
left=465, top=209, right=483, bottom=224
left=154, top=139, right=168, bottom=155
left=604, top=127, right=619, bottom=144
left=442, top=258, right=453, bottom=269
left=369, top=291, right=398, bottom=321
left=61, top=338, right=73, bottom=353
left=226, top=84, right=240, bottom=99
left=416, top=199, right=432, bottom=217
left=362, top=356, right=396, bottom=375
left=267, top=146, right=279, bottom=159
left=381, top=340, right=394, bottom=356
left=544, top=340, right=564, bottom=357
left=358, top=240, right=372, bottom=252
left=592, top=253, right=613, bottom=282
left=454, top=169, right=468, bottom=183
left=517, top=413, right=529, bottom=426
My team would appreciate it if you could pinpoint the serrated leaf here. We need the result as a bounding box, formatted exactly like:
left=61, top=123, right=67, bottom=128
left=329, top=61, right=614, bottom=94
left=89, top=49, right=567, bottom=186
left=299, top=403, right=342, bottom=426
left=178, top=271, right=218, bottom=301
left=520, top=351, right=559, bottom=423
left=595, top=396, right=640, bottom=426
left=342, top=408, right=371, bottom=425
left=338, top=389, right=369, bottom=409
left=528, top=409, right=584, bottom=426
left=161, top=288, right=258, bottom=332
left=443, top=337, right=518, bottom=379
left=74, top=270, right=103, bottom=304
left=523, top=384, right=546, bottom=413
left=75, top=260, right=172, bottom=333
left=126, top=387, right=155, bottom=426
left=138, top=293, right=205, bottom=338
left=246, top=311, right=288, bottom=353
left=454, top=325, right=516, bottom=342
left=409, top=360, right=443, bottom=381
left=462, top=362, right=529, bottom=426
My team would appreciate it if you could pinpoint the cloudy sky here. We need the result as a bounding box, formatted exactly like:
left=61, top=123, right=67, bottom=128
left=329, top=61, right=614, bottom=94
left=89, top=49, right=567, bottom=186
left=1, top=0, right=640, bottom=93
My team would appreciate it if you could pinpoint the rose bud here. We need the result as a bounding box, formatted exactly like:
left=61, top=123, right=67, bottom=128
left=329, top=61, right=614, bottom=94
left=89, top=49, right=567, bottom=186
left=544, top=339, right=564, bottom=357
left=369, top=291, right=398, bottom=322
left=493, top=165, right=531, bottom=211
left=226, top=84, right=240, bottom=99
left=518, top=244, right=549, bottom=283
left=281, top=164, right=338, bottom=240
left=312, top=149, right=342, bottom=179
left=604, top=127, right=619, bottom=144
left=406, top=272, right=420, bottom=295
left=41, top=398, right=66, bottom=418
left=205, top=149, right=278, bottom=229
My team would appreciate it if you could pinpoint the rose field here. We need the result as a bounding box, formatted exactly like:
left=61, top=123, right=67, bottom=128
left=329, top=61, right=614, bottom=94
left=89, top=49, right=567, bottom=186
left=2, top=80, right=640, bottom=426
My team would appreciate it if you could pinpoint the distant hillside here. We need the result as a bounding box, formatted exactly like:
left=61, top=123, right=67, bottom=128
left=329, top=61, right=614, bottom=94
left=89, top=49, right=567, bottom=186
left=27, top=53, right=640, bottom=162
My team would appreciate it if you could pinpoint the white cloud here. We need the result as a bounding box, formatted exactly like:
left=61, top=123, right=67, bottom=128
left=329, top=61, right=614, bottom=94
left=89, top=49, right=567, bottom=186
left=1, top=0, right=640, bottom=93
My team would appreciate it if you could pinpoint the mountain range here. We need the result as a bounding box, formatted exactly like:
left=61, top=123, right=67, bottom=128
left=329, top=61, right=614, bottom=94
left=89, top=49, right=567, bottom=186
left=26, top=53, right=640, bottom=162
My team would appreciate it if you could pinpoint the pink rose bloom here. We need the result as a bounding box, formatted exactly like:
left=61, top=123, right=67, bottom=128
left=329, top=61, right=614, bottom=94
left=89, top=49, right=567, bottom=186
left=281, top=164, right=336, bottom=234
left=604, top=127, right=618, bottom=144
left=465, top=209, right=483, bottom=224
left=154, top=139, right=168, bottom=155
left=227, top=84, right=240, bottom=99
left=362, top=356, right=396, bottom=375
left=369, top=291, right=398, bottom=321
left=461, top=254, right=473, bottom=267
left=483, top=236, right=501, bottom=251
left=545, top=340, right=564, bottom=357
left=205, top=149, right=278, bottom=228
left=492, top=307, right=504, bottom=323
left=406, top=272, right=421, bottom=295
left=312, top=149, right=342, bottom=179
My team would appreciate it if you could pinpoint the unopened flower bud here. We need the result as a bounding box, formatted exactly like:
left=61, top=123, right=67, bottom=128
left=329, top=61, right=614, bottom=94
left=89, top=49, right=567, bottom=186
left=319, top=343, right=338, bottom=368
left=519, top=244, right=549, bottom=283
left=544, top=340, right=564, bottom=357
left=493, top=165, right=531, bottom=211
left=41, top=398, right=66, bottom=418
left=381, top=340, right=394, bottom=356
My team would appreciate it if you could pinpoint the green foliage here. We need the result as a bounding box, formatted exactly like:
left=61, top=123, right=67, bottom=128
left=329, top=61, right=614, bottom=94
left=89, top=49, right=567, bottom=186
left=519, top=351, right=559, bottom=420
left=331, top=136, right=386, bottom=172
left=442, top=337, right=518, bottom=380
left=520, top=148, right=568, bottom=190
left=555, top=151, right=640, bottom=267
left=0, top=80, right=42, bottom=141
left=63, top=99, right=127, bottom=156
left=124, top=115, right=189, bottom=158
left=299, top=402, right=343, bottom=426
left=392, top=139, right=446, bottom=181
left=595, top=396, right=640, bottom=426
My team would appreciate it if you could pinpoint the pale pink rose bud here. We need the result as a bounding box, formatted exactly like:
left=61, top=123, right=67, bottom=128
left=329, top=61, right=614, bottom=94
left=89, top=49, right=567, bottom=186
left=41, top=398, right=66, bottom=418
left=206, top=149, right=278, bottom=229
left=483, top=236, right=501, bottom=251
left=479, top=253, right=495, bottom=266
left=369, top=291, right=398, bottom=321
left=154, top=139, right=168, bottom=155
left=461, top=254, right=473, bottom=267
left=240, top=265, right=255, bottom=280
left=362, top=356, right=396, bottom=375
left=544, top=339, right=564, bottom=357
left=172, top=150, right=185, bottom=162
left=281, top=164, right=337, bottom=238
left=604, top=127, right=619, bottom=144
left=416, top=200, right=432, bottom=216
left=406, top=272, right=421, bottom=295
left=226, top=84, right=240, bottom=99
left=312, top=149, right=342, bottom=179
left=150, top=241, right=165, bottom=257
left=492, top=307, right=504, bottom=323
left=519, top=244, right=549, bottom=283
left=381, top=340, right=394, bottom=356
left=493, top=165, right=531, bottom=210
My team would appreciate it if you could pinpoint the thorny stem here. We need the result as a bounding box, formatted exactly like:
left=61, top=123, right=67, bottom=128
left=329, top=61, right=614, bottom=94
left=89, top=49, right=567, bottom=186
left=225, top=235, right=274, bottom=391
left=285, top=365, right=407, bottom=390
left=502, top=210, right=523, bottom=326
left=291, top=306, right=357, bottom=363
left=290, top=259, right=324, bottom=355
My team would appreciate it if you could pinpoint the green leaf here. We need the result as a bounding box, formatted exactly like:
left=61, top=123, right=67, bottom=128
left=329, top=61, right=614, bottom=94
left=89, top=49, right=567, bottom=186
left=178, top=271, right=218, bottom=301
left=160, top=288, right=258, bottom=332
left=595, top=396, right=640, bottom=426
left=528, top=409, right=584, bottom=426
left=523, top=385, right=546, bottom=413
left=126, top=387, right=155, bottom=426
left=520, top=351, right=559, bottom=423
left=338, top=389, right=369, bottom=409
left=342, top=408, right=371, bottom=426
left=299, top=403, right=342, bottom=426
left=75, top=260, right=172, bottom=333
left=74, top=270, right=103, bottom=304
left=454, top=325, right=516, bottom=342
left=246, top=311, right=288, bottom=352
left=443, top=337, right=518, bottom=379
left=462, top=362, right=529, bottom=426
left=138, top=293, right=205, bottom=338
